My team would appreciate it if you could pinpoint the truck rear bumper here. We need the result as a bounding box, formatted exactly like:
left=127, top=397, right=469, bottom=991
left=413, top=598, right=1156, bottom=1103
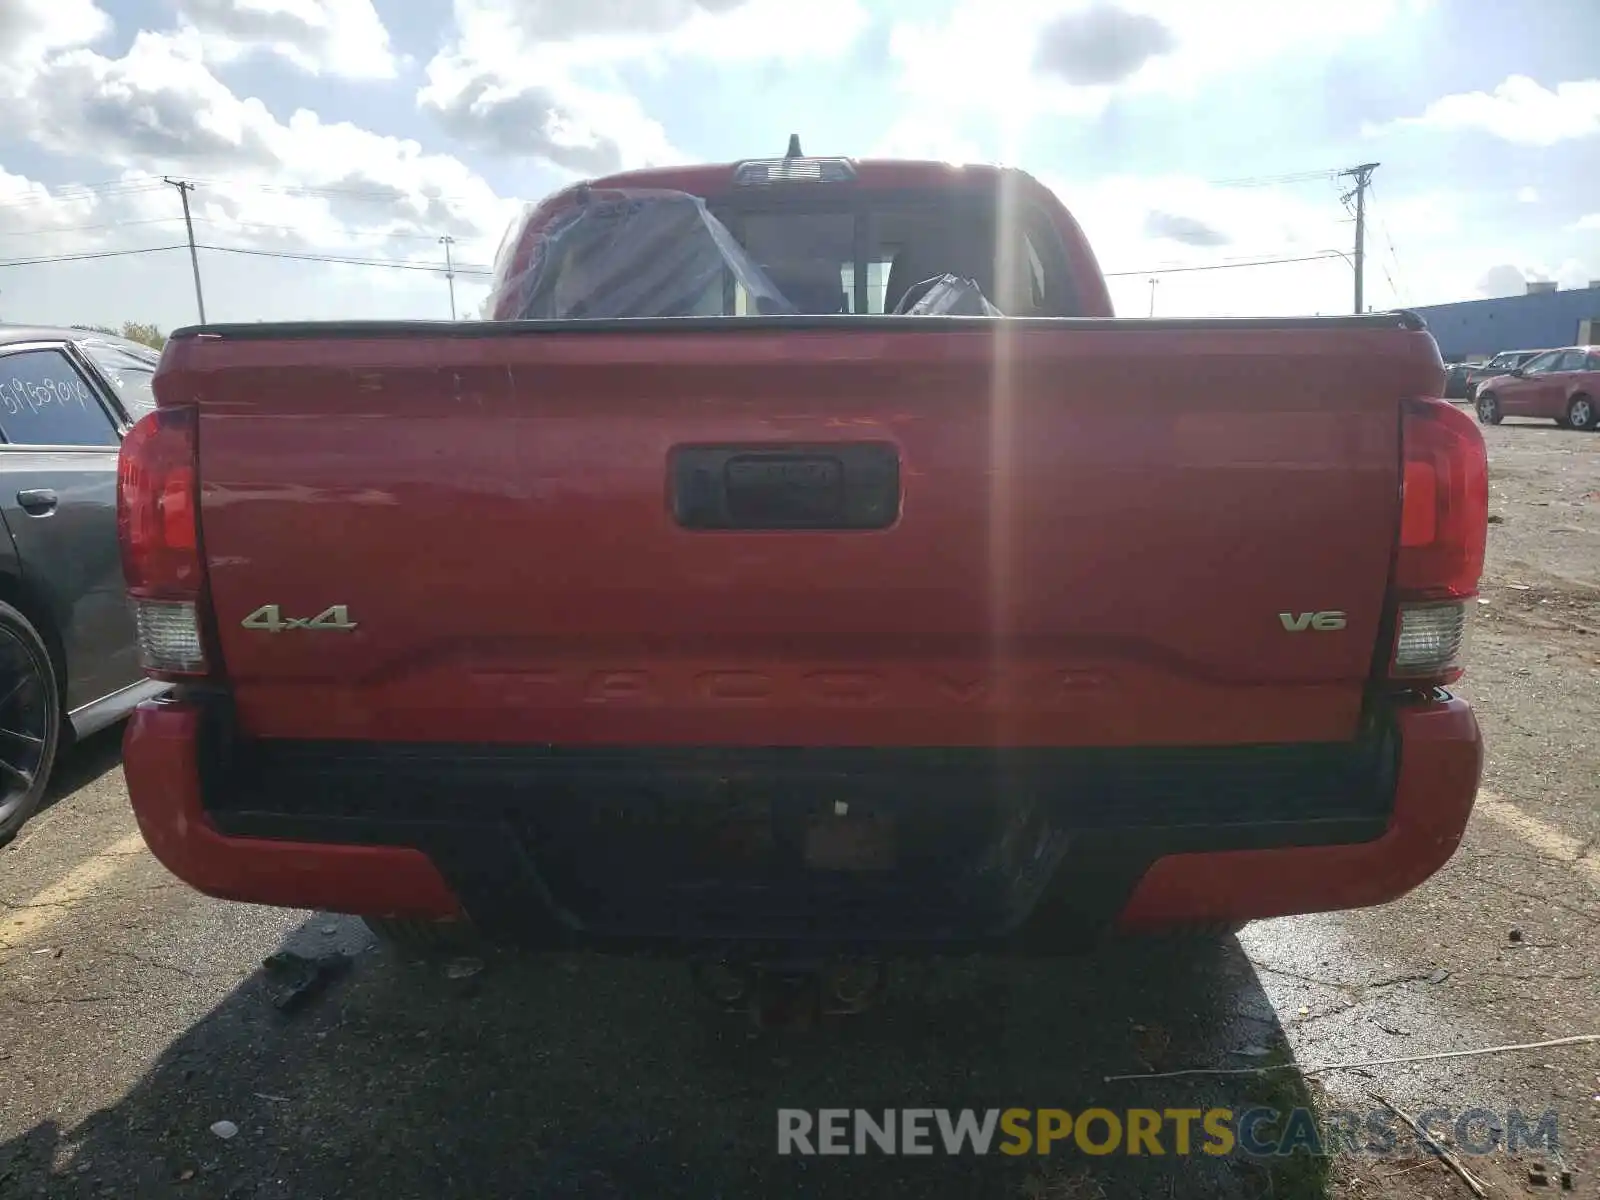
left=122, top=693, right=1481, bottom=952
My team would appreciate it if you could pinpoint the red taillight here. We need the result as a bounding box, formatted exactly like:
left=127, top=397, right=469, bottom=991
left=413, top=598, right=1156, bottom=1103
left=1388, top=397, right=1488, bottom=684
left=118, top=408, right=209, bottom=677
left=1394, top=398, right=1487, bottom=600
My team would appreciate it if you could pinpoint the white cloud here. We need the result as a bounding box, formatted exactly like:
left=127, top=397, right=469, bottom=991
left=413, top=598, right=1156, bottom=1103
left=1516, top=186, right=1539, bottom=203
left=889, top=0, right=1430, bottom=130
left=1366, top=76, right=1600, bottom=146
left=1577, top=213, right=1600, bottom=231
left=0, top=0, right=110, bottom=71
left=418, top=51, right=679, bottom=174
left=0, top=28, right=520, bottom=282
left=0, top=166, right=113, bottom=257
left=466, top=0, right=747, bottom=41
left=418, top=0, right=867, bottom=169
left=1144, top=210, right=1229, bottom=247
left=177, top=0, right=399, bottom=80
left=442, top=0, right=868, bottom=67
left=1033, top=5, right=1176, bottom=86
left=1473, top=259, right=1594, bottom=298
left=5, top=29, right=282, bottom=170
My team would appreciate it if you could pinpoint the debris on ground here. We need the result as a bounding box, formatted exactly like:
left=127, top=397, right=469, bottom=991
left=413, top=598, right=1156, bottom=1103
left=445, top=957, right=484, bottom=980
left=208, top=1121, right=238, bottom=1141
left=1369, top=1092, right=1488, bottom=1199
left=261, top=950, right=354, bottom=1014
left=1511, top=927, right=1525, bottom=943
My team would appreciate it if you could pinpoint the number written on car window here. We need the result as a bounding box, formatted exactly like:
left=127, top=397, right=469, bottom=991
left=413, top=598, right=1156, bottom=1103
left=0, top=350, right=119, bottom=447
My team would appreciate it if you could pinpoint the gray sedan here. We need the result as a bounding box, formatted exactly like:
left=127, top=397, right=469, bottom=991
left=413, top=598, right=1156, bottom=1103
left=0, top=326, right=170, bottom=842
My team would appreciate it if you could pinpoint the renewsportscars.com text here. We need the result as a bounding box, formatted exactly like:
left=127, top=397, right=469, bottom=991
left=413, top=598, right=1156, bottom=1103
left=777, top=1107, right=1559, bottom=1158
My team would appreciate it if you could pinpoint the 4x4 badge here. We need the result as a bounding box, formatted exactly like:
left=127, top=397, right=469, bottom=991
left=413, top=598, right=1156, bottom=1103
left=240, top=604, right=358, bottom=633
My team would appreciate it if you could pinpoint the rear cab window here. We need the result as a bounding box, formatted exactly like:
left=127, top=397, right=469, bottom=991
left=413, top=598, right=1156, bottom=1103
left=0, top=348, right=120, bottom=447
left=492, top=173, right=1081, bottom=321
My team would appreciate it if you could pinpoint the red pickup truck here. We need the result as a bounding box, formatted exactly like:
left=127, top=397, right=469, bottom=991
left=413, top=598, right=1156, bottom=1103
left=117, top=155, right=1486, bottom=961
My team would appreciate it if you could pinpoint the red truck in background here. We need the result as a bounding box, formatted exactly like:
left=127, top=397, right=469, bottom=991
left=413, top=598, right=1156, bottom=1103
left=116, top=154, right=1487, bottom=966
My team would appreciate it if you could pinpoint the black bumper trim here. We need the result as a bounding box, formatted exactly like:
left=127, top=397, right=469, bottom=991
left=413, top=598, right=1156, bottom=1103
left=198, top=728, right=1398, bottom=951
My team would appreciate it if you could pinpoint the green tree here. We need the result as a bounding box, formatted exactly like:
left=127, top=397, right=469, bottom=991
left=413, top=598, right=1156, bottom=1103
left=119, top=322, right=166, bottom=350
left=70, top=323, right=118, bottom=335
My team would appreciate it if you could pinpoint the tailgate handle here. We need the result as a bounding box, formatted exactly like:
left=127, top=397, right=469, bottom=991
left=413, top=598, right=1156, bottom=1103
left=671, top=444, right=899, bottom=531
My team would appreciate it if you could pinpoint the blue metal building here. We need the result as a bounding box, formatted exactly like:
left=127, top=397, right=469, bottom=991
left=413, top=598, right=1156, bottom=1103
left=1409, top=285, right=1600, bottom=361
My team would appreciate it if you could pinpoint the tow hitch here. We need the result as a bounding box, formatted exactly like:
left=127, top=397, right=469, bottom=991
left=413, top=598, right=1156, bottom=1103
left=690, top=958, right=888, bottom=1027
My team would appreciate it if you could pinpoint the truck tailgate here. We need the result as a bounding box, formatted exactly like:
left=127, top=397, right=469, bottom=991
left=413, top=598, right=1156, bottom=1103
left=164, top=317, right=1437, bottom=748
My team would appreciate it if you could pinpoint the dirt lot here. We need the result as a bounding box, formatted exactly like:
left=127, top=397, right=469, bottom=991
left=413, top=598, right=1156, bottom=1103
left=0, top=414, right=1596, bottom=1200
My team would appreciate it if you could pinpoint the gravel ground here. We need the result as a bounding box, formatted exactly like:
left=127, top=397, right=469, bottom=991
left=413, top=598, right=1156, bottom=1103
left=0, top=414, right=1596, bottom=1200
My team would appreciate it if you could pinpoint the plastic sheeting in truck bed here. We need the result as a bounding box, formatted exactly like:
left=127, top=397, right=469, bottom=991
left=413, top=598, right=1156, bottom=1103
left=485, top=187, right=1006, bottom=321
left=485, top=188, right=795, bottom=320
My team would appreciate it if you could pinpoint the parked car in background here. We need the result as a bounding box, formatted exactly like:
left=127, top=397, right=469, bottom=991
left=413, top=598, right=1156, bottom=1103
left=0, top=326, right=169, bottom=842
left=1475, top=346, right=1600, bottom=430
left=1442, top=358, right=1483, bottom=399
left=1446, top=349, right=1544, bottom=400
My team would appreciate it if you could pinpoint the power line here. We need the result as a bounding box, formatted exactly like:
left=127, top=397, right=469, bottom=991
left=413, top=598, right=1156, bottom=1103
left=184, top=176, right=493, bottom=206
left=0, top=244, right=188, bottom=268
left=0, top=216, right=184, bottom=238
left=1366, top=181, right=1410, bottom=307
left=195, top=243, right=493, bottom=274
left=0, top=175, right=478, bottom=207
left=0, top=179, right=169, bottom=207
left=0, top=239, right=494, bottom=274
left=0, top=236, right=1342, bottom=286
left=1208, top=168, right=1340, bottom=189
left=1103, top=252, right=1346, bottom=278
left=203, top=218, right=447, bottom=242
left=0, top=177, right=147, bottom=198
left=0, top=213, right=477, bottom=244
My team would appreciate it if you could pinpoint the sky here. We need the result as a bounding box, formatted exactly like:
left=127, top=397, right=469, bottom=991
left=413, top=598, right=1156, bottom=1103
left=1, top=0, right=1598, bottom=330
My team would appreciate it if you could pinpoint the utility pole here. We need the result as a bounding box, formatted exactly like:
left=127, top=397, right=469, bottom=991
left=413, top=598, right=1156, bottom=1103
left=163, top=177, right=206, bottom=323
left=439, top=235, right=457, bottom=320
left=1338, top=162, right=1379, bottom=315
left=1147, top=276, right=1158, bottom=317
